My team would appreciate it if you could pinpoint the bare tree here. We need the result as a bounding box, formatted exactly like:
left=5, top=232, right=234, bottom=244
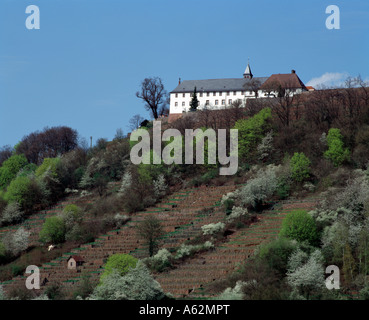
left=263, top=80, right=303, bottom=127
left=114, top=128, right=125, bottom=141
left=0, top=145, right=13, bottom=167
left=137, top=216, right=164, bottom=257
left=136, top=77, right=168, bottom=119
left=129, top=114, right=145, bottom=131
left=244, top=78, right=262, bottom=98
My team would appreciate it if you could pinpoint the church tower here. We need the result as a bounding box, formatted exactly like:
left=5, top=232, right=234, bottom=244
left=243, top=60, right=253, bottom=79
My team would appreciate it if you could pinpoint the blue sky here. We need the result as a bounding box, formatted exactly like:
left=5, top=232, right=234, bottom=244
left=1, top=0, right=368, bottom=147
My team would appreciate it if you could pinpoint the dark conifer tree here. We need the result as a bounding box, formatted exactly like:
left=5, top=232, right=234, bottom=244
left=189, top=87, right=199, bottom=111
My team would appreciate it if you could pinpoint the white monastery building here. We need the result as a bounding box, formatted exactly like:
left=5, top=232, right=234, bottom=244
left=168, top=62, right=308, bottom=122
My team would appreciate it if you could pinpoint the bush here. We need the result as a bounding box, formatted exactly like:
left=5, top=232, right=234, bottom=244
left=238, top=165, right=278, bottom=211
left=0, top=202, right=24, bottom=226
left=287, top=249, right=325, bottom=299
left=280, top=210, right=319, bottom=246
left=233, top=108, right=272, bottom=161
left=175, top=241, right=214, bottom=259
left=4, top=175, right=44, bottom=212
left=145, top=248, right=172, bottom=272
left=35, top=158, right=60, bottom=178
left=39, top=216, right=66, bottom=244
left=324, top=128, right=350, bottom=167
left=2, top=227, right=30, bottom=256
left=290, top=152, right=311, bottom=182
left=258, top=237, right=298, bottom=275
left=201, top=222, right=225, bottom=236
left=62, top=204, right=83, bottom=231
left=153, top=174, right=167, bottom=199
left=0, top=154, right=28, bottom=189
left=214, top=281, right=245, bottom=300
left=72, top=273, right=94, bottom=300
left=100, top=254, right=138, bottom=282
left=226, top=206, right=248, bottom=222
left=276, top=177, right=291, bottom=199
left=45, top=283, right=65, bottom=300
left=90, top=261, right=166, bottom=300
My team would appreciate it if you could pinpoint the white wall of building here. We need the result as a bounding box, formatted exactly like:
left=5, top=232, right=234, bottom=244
left=169, top=88, right=305, bottom=114
left=170, top=90, right=255, bottom=114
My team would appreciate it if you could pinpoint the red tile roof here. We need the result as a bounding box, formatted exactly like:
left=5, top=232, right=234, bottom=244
left=260, top=73, right=307, bottom=91
left=68, top=255, right=84, bottom=262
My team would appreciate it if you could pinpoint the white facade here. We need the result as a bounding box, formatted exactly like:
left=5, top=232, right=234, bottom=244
left=169, top=88, right=304, bottom=114
left=170, top=90, right=254, bottom=114
left=169, top=65, right=307, bottom=116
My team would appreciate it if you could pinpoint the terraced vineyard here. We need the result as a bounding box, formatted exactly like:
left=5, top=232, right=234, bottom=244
left=155, top=198, right=320, bottom=299
left=1, top=184, right=237, bottom=297
left=1, top=182, right=320, bottom=299
left=0, top=196, right=94, bottom=247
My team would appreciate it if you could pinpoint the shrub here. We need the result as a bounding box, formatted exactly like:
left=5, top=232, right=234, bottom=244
left=62, top=204, right=83, bottom=230
left=39, top=216, right=66, bottom=244
left=2, top=227, right=30, bottom=256
left=72, top=273, right=94, bottom=300
left=112, top=213, right=130, bottom=229
left=280, top=210, right=319, bottom=246
left=238, top=165, right=278, bottom=210
left=257, top=130, right=274, bottom=162
left=90, top=261, right=166, bottom=300
left=119, top=171, right=132, bottom=195
left=145, top=248, right=172, bottom=272
left=226, top=206, right=248, bottom=222
left=276, top=177, right=291, bottom=199
left=233, top=108, right=272, bottom=160
left=153, top=174, right=167, bottom=199
left=223, top=199, right=235, bottom=215
left=100, top=254, right=138, bottom=282
left=35, top=158, right=60, bottom=178
left=214, top=281, right=245, bottom=300
left=287, top=249, right=325, bottom=299
left=201, top=222, right=225, bottom=236
left=257, top=237, right=298, bottom=275
left=175, top=241, right=214, bottom=259
left=324, top=128, right=350, bottom=167
left=290, top=152, right=311, bottom=182
left=0, top=154, right=28, bottom=189
left=0, top=202, right=24, bottom=226
left=4, top=175, right=44, bottom=212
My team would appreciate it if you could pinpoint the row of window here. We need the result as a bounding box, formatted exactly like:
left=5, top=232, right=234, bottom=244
left=175, top=99, right=238, bottom=107
left=174, top=91, right=252, bottom=98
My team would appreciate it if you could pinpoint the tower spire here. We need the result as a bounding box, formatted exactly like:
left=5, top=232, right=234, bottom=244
left=243, top=59, right=253, bottom=79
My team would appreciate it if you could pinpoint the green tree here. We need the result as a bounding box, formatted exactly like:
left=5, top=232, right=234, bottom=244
left=100, top=253, right=138, bottom=282
left=4, top=175, right=44, bottom=212
left=35, top=158, right=60, bottom=178
left=324, top=128, right=350, bottom=166
left=290, top=152, right=311, bottom=182
left=287, top=249, right=325, bottom=299
left=258, top=237, right=299, bottom=275
left=137, top=216, right=164, bottom=257
left=280, top=210, right=319, bottom=246
left=189, top=87, right=199, bottom=112
left=0, top=154, right=28, bottom=189
left=39, top=216, right=66, bottom=244
left=91, top=261, right=166, bottom=300
left=233, top=108, right=272, bottom=160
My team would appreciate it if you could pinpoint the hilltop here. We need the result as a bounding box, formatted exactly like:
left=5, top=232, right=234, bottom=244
left=1, top=84, right=369, bottom=300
